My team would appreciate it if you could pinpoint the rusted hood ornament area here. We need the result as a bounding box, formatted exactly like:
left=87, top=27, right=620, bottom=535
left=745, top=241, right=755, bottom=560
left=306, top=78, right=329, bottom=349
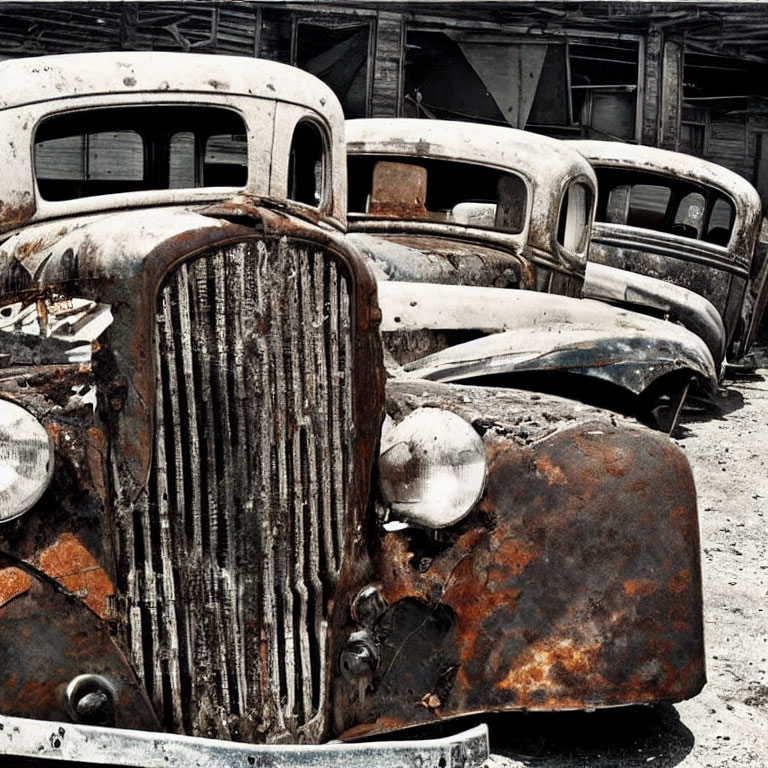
left=1, top=48, right=762, bottom=768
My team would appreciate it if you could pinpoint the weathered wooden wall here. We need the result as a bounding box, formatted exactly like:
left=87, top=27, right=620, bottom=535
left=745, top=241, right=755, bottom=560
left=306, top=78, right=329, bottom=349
left=370, top=12, right=403, bottom=118
left=0, top=2, right=766, bottom=195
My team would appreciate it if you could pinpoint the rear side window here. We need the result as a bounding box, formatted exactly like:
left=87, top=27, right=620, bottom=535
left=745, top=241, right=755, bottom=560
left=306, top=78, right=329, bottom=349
left=557, top=182, right=593, bottom=253
left=627, top=185, right=672, bottom=229
left=35, top=106, right=248, bottom=201
left=348, top=155, right=528, bottom=234
left=672, top=192, right=706, bottom=238
left=287, top=120, right=326, bottom=208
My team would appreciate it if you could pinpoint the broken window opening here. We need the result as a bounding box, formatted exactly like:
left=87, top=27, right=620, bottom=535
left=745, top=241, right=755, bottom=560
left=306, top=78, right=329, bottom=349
left=684, top=51, right=768, bottom=102
left=403, top=29, right=639, bottom=140
left=596, top=169, right=736, bottom=245
left=295, top=18, right=371, bottom=118
left=348, top=155, right=528, bottom=234
left=287, top=120, right=327, bottom=208
left=35, top=106, right=248, bottom=201
left=680, top=121, right=706, bottom=157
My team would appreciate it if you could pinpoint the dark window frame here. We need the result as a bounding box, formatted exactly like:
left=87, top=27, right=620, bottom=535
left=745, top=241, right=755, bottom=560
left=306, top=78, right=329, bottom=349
left=595, top=167, right=737, bottom=246
left=287, top=118, right=329, bottom=209
left=33, top=104, right=248, bottom=201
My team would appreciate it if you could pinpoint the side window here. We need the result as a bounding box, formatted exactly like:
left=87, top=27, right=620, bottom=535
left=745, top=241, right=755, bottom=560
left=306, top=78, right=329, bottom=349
left=627, top=184, right=671, bottom=229
left=203, top=133, right=248, bottom=187
left=672, top=192, right=706, bottom=238
left=287, top=120, right=326, bottom=208
left=705, top=196, right=735, bottom=246
left=557, top=182, right=593, bottom=253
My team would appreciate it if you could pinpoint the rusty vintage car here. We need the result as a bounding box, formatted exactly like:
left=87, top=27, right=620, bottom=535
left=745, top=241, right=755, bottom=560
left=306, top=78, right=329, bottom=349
left=0, top=53, right=704, bottom=763
left=571, top=140, right=766, bottom=362
left=345, top=118, right=718, bottom=430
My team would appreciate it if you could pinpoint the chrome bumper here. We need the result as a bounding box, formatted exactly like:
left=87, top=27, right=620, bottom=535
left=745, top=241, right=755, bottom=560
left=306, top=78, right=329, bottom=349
left=0, top=715, right=489, bottom=768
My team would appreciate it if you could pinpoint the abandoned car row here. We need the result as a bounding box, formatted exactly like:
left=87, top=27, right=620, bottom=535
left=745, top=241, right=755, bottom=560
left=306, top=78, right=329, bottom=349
left=0, top=52, right=763, bottom=765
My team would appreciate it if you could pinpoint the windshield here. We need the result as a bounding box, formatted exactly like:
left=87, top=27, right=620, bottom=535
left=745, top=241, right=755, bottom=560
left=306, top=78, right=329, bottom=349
left=595, top=168, right=735, bottom=246
left=35, top=106, right=248, bottom=201
left=348, top=155, right=528, bottom=234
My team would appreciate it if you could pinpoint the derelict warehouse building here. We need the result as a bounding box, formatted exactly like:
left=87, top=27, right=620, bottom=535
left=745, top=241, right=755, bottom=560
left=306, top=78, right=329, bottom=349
left=1, top=2, right=767, bottom=208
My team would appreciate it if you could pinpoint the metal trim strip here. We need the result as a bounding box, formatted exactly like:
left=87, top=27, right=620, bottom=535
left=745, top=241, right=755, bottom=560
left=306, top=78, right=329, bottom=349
left=0, top=716, right=489, bottom=768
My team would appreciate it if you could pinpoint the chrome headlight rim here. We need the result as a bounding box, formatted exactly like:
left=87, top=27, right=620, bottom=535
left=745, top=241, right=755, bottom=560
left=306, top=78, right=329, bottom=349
left=0, top=398, right=54, bottom=523
left=378, top=407, right=487, bottom=530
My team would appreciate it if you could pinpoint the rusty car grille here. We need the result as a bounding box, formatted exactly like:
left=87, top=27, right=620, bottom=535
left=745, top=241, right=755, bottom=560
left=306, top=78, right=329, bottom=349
left=117, top=239, right=355, bottom=743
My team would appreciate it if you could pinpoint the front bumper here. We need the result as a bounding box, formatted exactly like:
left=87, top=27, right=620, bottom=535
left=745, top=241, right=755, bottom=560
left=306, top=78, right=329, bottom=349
left=0, top=715, right=489, bottom=768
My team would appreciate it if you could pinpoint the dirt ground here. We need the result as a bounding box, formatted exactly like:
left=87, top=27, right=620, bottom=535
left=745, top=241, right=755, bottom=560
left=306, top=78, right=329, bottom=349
left=482, top=342, right=768, bottom=768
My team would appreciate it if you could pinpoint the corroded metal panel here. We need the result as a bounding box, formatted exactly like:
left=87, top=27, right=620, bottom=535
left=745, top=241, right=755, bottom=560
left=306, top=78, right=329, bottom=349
left=335, top=379, right=705, bottom=737
left=0, top=554, right=159, bottom=731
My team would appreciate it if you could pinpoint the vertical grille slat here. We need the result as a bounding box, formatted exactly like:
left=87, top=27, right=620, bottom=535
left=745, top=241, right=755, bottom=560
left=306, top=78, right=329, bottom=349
left=115, top=238, right=355, bottom=744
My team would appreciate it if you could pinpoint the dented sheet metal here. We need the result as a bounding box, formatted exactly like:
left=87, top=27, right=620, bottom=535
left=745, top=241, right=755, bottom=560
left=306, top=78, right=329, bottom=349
left=378, top=281, right=718, bottom=397
left=584, top=261, right=726, bottom=369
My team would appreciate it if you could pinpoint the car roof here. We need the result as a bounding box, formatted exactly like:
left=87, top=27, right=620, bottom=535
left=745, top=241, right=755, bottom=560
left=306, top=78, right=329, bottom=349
left=569, top=139, right=761, bottom=212
left=346, top=118, right=595, bottom=184
left=0, top=51, right=339, bottom=121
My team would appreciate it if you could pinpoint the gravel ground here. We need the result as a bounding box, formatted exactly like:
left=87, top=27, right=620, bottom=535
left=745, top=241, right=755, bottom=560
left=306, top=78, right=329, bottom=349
left=483, top=343, right=768, bottom=768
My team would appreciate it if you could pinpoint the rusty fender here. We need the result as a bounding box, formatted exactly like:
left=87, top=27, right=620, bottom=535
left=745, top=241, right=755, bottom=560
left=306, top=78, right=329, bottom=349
left=0, top=553, right=158, bottom=730
left=337, top=381, right=704, bottom=737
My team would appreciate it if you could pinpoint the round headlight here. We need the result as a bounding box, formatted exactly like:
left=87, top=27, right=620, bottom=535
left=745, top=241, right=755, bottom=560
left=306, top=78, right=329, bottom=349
left=0, top=400, right=54, bottom=523
left=378, top=408, right=487, bottom=529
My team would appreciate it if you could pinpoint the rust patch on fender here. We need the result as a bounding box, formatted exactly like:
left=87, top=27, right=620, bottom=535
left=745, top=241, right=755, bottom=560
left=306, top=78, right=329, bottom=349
left=0, top=567, right=32, bottom=607
left=574, top=430, right=631, bottom=477
left=534, top=455, right=567, bottom=486
left=339, top=420, right=705, bottom=737
left=624, top=579, right=657, bottom=597
left=669, top=568, right=691, bottom=594
left=496, top=638, right=604, bottom=703
left=0, top=191, right=36, bottom=233
left=31, top=533, right=115, bottom=618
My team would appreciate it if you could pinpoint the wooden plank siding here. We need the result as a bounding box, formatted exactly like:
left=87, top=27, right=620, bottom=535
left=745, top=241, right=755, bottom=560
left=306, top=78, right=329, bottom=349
left=370, top=12, right=403, bottom=118
left=641, top=27, right=662, bottom=146
left=707, top=115, right=752, bottom=179
left=659, top=36, right=683, bottom=151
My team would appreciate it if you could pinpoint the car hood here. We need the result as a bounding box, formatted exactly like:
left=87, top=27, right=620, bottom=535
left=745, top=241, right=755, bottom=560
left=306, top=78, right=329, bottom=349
left=348, top=231, right=526, bottom=288
left=378, top=281, right=717, bottom=396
